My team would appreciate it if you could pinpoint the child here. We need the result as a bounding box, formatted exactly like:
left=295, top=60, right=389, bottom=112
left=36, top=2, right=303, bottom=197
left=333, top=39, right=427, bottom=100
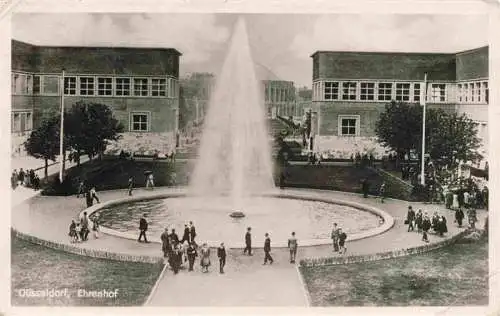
left=92, top=216, right=100, bottom=239
left=69, top=220, right=77, bottom=243
left=75, top=223, right=82, bottom=243
left=338, top=228, right=347, bottom=254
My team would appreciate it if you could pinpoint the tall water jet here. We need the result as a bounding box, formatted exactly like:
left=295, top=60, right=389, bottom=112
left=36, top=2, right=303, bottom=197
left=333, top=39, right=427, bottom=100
left=189, top=18, right=275, bottom=210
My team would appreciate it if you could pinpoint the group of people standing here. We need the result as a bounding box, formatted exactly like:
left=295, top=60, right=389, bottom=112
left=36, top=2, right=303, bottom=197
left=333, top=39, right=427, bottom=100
left=77, top=180, right=100, bottom=207
left=68, top=211, right=100, bottom=243
left=11, top=168, right=40, bottom=190
left=330, top=223, right=348, bottom=254
left=405, top=206, right=448, bottom=242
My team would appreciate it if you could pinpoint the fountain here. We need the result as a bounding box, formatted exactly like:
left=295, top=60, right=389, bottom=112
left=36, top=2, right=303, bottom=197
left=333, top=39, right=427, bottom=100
left=189, top=18, right=275, bottom=215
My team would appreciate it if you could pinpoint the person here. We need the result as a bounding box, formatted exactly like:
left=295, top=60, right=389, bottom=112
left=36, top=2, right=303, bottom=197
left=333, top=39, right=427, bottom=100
left=468, top=208, right=477, bottom=229
left=288, top=232, right=298, bottom=263
left=168, top=228, right=179, bottom=245
left=217, top=242, right=227, bottom=274
left=361, top=179, right=369, bottom=198
left=422, top=215, right=432, bottom=242
left=18, top=168, right=25, bottom=186
left=80, top=211, right=90, bottom=241
left=128, top=176, right=134, bottom=196
left=69, top=220, right=77, bottom=243
left=243, top=227, right=252, bottom=255
left=464, top=191, right=470, bottom=208
left=146, top=173, right=155, bottom=189
left=77, top=180, right=85, bottom=198
left=85, top=190, right=93, bottom=208
left=187, top=242, right=198, bottom=271
left=32, top=174, right=40, bottom=191
left=92, top=215, right=100, bottom=239
left=455, top=208, right=465, bottom=228
left=200, top=243, right=211, bottom=273
left=338, top=229, right=347, bottom=254
left=452, top=193, right=459, bottom=210
left=171, top=244, right=183, bottom=274
left=432, top=212, right=440, bottom=232
left=379, top=182, right=386, bottom=203
left=263, top=233, right=274, bottom=265
left=182, top=224, right=190, bottom=244
left=138, top=214, right=149, bottom=243
left=189, top=221, right=197, bottom=244
left=11, top=171, right=18, bottom=190
left=75, top=223, right=82, bottom=243
left=161, top=228, right=170, bottom=258
left=439, top=215, right=448, bottom=236
left=406, top=206, right=416, bottom=232
left=90, top=187, right=100, bottom=204
left=415, top=209, right=423, bottom=233
left=331, top=223, right=340, bottom=252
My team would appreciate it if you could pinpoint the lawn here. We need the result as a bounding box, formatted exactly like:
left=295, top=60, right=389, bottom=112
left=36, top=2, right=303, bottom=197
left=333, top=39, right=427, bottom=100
left=300, top=238, right=488, bottom=306
left=11, top=236, right=164, bottom=306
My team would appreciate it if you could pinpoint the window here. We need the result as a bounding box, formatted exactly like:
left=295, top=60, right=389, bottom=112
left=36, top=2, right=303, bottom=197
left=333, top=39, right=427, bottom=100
left=42, top=76, right=59, bottom=95
left=395, top=83, right=410, bottom=101
left=64, top=77, right=77, bottom=95
left=33, top=76, right=41, bottom=95
left=130, top=112, right=150, bottom=132
left=97, top=77, right=113, bottom=96
left=475, top=82, right=482, bottom=103
left=378, top=83, right=392, bottom=101
left=11, top=73, right=17, bottom=94
left=12, top=113, right=21, bottom=132
left=464, top=83, right=469, bottom=102
left=116, top=78, right=131, bottom=96
left=25, top=112, right=32, bottom=130
left=26, top=75, right=32, bottom=94
left=79, top=77, right=95, bottom=96
left=342, top=82, right=357, bottom=100
left=134, top=78, right=149, bottom=96
left=413, top=83, right=421, bottom=103
left=338, top=115, right=359, bottom=136
left=324, top=82, right=339, bottom=100
left=430, top=84, right=446, bottom=102
left=484, top=82, right=489, bottom=103
left=151, top=79, right=166, bottom=97
left=360, top=82, right=375, bottom=101
left=457, top=84, right=463, bottom=103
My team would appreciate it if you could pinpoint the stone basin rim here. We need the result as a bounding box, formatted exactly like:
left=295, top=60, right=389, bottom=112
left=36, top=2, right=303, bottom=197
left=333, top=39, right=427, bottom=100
left=80, top=188, right=395, bottom=248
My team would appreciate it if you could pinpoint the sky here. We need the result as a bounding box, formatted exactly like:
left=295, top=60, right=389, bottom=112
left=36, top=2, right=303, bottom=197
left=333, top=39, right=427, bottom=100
left=12, top=13, right=489, bottom=88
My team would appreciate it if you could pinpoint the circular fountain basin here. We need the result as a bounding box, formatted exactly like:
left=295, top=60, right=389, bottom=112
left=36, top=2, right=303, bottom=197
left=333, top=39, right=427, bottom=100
left=85, top=189, right=394, bottom=248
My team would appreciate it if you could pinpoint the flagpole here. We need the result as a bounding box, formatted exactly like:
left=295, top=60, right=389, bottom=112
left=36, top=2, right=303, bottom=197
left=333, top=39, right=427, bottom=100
left=59, top=69, right=65, bottom=183
left=420, top=73, right=427, bottom=186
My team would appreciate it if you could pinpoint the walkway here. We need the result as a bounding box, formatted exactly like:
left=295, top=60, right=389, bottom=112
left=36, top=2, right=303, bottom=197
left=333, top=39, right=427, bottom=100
left=11, top=184, right=487, bottom=306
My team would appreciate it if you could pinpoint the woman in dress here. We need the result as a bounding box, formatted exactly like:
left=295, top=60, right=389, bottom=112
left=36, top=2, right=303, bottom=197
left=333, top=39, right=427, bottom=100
left=200, top=243, right=211, bottom=273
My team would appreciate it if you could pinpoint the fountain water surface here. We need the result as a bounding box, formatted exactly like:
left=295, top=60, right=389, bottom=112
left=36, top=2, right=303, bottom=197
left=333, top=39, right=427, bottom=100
left=189, top=18, right=275, bottom=211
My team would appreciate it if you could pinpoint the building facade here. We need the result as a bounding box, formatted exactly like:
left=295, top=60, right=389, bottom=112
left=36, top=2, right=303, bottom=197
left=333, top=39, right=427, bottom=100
left=11, top=39, right=182, bottom=155
left=310, top=47, right=489, bottom=157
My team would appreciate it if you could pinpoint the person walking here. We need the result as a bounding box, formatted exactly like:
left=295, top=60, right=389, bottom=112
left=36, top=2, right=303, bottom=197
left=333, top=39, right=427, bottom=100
left=338, top=229, right=347, bottom=254
left=128, top=176, right=134, bottom=196
left=90, top=187, right=100, bottom=204
left=138, top=214, right=149, bottom=243
left=406, top=206, right=416, bottom=232
left=146, top=173, right=155, bottom=189
left=80, top=211, right=90, bottom=241
left=200, top=243, right=211, bottom=273
left=415, top=209, right=423, bottom=233
left=455, top=208, right=465, bottom=228
left=217, top=242, right=227, bottom=274
left=92, top=215, right=100, bottom=239
left=187, top=242, right=198, bottom=271
left=243, top=227, right=252, bottom=255
left=263, top=233, right=274, bottom=265
left=288, top=232, right=298, bottom=263
left=379, top=182, right=386, bottom=203
left=161, top=228, right=170, bottom=258
left=331, top=223, right=340, bottom=252
left=69, top=220, right=77, bottom=243
left=182, top=224, right=190, bottom=244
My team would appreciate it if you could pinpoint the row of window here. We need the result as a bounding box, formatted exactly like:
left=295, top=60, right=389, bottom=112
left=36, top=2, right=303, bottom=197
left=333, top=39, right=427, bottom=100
left=313, top=80, right=488, bottom=104
left=264, top=86, right=295, bottom=103
left=11, top=73, right=179, bottom=98
left=12, top=111, right=33, bottom=133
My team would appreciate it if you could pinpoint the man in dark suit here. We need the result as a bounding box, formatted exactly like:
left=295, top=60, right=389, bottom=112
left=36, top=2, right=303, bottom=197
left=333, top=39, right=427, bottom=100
left=160, top=227, right=170, bottom=258
left=182, top=224, right=190, bottom=243
left=263, top=233, right=274, bottom=265
left=169, top=228, right=180, bottom=246
left=217, top=242, right=227, bottom=274
left=189, top=221, right=197, bottom=244
left=243, top=227, right=252, bottom=255
left=138, top=214, right=149, bottom=243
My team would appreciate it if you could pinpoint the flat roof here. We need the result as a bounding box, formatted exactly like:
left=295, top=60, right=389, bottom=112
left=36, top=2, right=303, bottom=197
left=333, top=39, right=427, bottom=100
left=310, top=46, right=488, bottom=58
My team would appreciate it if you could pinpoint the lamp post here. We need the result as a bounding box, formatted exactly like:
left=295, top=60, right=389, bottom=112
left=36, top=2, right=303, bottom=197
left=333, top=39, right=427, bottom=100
left=59, top=69, right=66, bottom=183
left=420, top=73, right=428, bottom=186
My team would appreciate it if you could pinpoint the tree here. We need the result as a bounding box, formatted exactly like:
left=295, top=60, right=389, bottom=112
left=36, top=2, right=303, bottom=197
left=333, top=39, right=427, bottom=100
left=25, top=115, right=61, bottom=178
left=375, top=101, right=481, bottom=169
left=65, top=101, right=124, bottom=162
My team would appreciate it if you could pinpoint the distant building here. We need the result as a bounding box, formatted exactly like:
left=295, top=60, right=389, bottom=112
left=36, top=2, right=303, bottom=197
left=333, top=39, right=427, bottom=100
left=310, top=46, right=489, bottom=158
left=11, top=39, right=182, bottom=155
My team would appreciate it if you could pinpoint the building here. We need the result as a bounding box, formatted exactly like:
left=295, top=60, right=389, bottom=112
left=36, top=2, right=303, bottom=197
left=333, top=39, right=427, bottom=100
left=11, top=39, right=182, bottom=155
left=310, top=46, right=489, bottom=159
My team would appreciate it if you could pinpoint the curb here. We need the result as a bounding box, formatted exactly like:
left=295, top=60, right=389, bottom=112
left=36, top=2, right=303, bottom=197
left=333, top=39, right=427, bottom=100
left=144, top=260, right=169, bottom=306
left=295, top=265, right=312, bottom=307
left=12, top=228, right=163, bottom=264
